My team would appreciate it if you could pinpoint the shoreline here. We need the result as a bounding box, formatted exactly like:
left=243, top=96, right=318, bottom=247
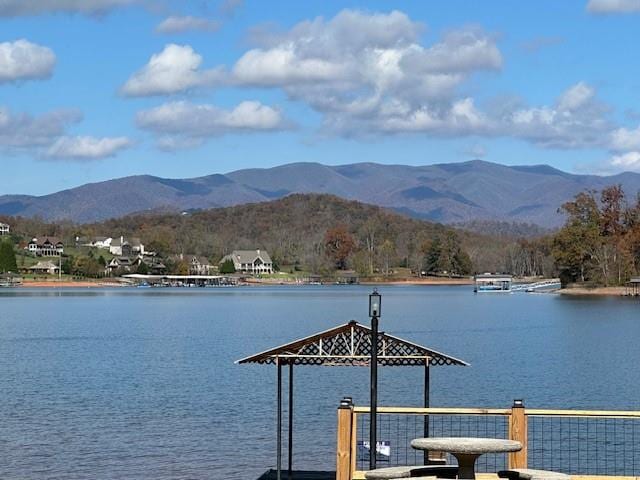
left=11, top=279, right=634, bottom=295
left=11, top=277, right=475, bottom=288
left=18, top=280, right=125, bottom=288
left=558, top=286, right=628, bottom=296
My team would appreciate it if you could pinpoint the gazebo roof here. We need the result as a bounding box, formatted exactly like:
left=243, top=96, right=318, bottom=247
left=236, top=320, right=469, bottom=367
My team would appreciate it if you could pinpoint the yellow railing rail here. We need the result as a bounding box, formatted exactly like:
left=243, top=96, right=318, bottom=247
left=353, top=406, right=512, bottom=415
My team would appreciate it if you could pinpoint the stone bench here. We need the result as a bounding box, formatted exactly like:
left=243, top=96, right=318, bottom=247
left=498, top=468, right=571, bottom=480
left=363, top=465, right=458, bottom=479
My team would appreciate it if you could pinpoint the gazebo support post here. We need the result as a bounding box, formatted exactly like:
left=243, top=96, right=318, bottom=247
left=288, top=362, right=293, bottom=479
left=423, top=359, right=430, bottom=465
left=369, top=315, right=379, bottom=470
left=277, top=356, right=282, bottom=480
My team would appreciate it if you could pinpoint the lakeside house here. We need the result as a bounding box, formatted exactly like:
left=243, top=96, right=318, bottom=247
left=84, top=236, right=113, bottom=249
left=29, top=260, right=60, bottom=275
left=107, top=257, right=133, bottom=273
left=220, top=249, right=273, bottom=275
left=107, top=255, right=166, bottom=275
left=109, top=236, right=145, bottom=256
left=0, top=222, right=9, bottom=236
left=28, top=237, right=64, bottom=256
left=171, top=254, right=213, bottom=275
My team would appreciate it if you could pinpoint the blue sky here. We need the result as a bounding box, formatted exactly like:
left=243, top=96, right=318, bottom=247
left=1, top=0, right=640, bottom=195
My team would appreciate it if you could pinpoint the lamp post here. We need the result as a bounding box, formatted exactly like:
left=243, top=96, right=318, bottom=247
left=368, top=289, right=381, bottom=470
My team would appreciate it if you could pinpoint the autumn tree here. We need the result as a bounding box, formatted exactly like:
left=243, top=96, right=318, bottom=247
left=359, top=218, right=380, bottom=275
left=379, top=239, right=396, bottom=275
left=324, top=225, right=355, bottom=270
left=553, top=191, right=601, bottom=283
left=553, top=186, right=636, bottom=286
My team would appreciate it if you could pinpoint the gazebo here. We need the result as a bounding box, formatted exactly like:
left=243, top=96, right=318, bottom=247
left=237, top=320, right=468, bottom=480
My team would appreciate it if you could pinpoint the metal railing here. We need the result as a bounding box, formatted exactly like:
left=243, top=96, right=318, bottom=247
left=336, top=401, right=640, bottom=480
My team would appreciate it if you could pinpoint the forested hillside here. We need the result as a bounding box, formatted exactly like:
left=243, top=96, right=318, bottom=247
left=1, top=194, right=547, bottom=276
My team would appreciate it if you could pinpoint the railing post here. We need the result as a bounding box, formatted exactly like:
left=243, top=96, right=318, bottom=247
left=337, top=397, right=354, bottom=480
left=508, top=399, right=528, bottom=469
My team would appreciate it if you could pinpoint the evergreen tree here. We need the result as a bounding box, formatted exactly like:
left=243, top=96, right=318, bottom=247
left=0, top=240, right=18, bottom=273
left=220, top=259, right=236, bottom=274
left=62, top=256, right=74, bottom=275
left=423, top=237, right=442, bottom=274
left=136, top=261, right=149, bottom=274
left=422, top=233, right=472, bottom=276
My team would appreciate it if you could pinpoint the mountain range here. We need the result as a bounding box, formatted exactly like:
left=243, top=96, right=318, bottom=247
left=2, top=160, right=639, bottom=227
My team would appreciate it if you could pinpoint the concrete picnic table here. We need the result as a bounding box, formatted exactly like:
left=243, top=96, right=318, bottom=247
left=410, top=437, right=522, bottom=480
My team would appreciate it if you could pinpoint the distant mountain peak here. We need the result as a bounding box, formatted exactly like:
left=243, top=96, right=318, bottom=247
left=2, top=161, right=640, bottom=227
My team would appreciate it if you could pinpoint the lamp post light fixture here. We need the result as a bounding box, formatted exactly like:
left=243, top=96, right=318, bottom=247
left=368, top=288, right=381, bottom=470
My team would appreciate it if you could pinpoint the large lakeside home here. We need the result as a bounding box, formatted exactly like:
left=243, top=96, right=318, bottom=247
left=220, top=249, right=273, bottom=275
left=0, top=222, right=9, bottom=236
left=109, top=236, right=145, bottom=256
left=84, top=236, right=113, bottom=249
left=107, top=255, right=166, bottom=275
left=28, top=237, right=64, bottom=256
left=171, top=254, right=213, bottom=275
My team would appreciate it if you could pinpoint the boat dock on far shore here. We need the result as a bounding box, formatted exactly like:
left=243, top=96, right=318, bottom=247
left=122, top=274, right=241, bottom=287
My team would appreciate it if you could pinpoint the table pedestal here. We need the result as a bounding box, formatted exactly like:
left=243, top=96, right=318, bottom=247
left=451, top=453, right=480, bottom=479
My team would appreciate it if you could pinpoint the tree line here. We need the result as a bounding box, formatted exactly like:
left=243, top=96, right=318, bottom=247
left=552, top=185, right=640, bottom=286
left=2, top=195, right=501, bottom=277
left=12, top=188, right=637, bottom=283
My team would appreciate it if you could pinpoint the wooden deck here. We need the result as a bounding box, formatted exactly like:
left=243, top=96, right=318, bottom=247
left=257, top=473, right=639, bottom=480
left=256, top=470, right=336, bottom=480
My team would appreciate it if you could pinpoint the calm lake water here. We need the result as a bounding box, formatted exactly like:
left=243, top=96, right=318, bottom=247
left=1, top=286, right=639, bottom=479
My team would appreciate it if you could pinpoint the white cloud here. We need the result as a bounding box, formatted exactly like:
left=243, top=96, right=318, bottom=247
left=0, top=39, right=55, bottom=83
left=0, top=107, right=81, bottom=148
left=156, top=16, right=221, bottom=34
left=375, top=98, right=491, bottom=135
left=45, top=136, right=132, bottom=159
left=610, top=125, right=640, bottom=151
left=0, top=106, right=131, bottom=160
left=587, top=0, right=640, bottom=13
left=119, top=8, right=634, bottom=156
left=136, top=100, right=289, bottom=148
left=556, top=82, right=595, bottom=111
left=0, top=0, right=138, bottom=16
left=121, top=44, right=223, bottom=96
left=501, top=82, right=612, bottom=149
left=609, top=151, right=640, bottom=170
left=230, top=10, right=502, bottom=138
left=401, top=28, right=502, bottom=74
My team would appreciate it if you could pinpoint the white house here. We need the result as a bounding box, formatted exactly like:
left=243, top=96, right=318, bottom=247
left=220, top=249, right=273, bottom=275
left=0, top=222, right=9, bottom=236
left=28, top=237, right=64, bottom=256
left=187, top=255, right=212, bottom=275
left=84, top=236, right=112, bottom=249
left=109, top=236, right=144, bottom=256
